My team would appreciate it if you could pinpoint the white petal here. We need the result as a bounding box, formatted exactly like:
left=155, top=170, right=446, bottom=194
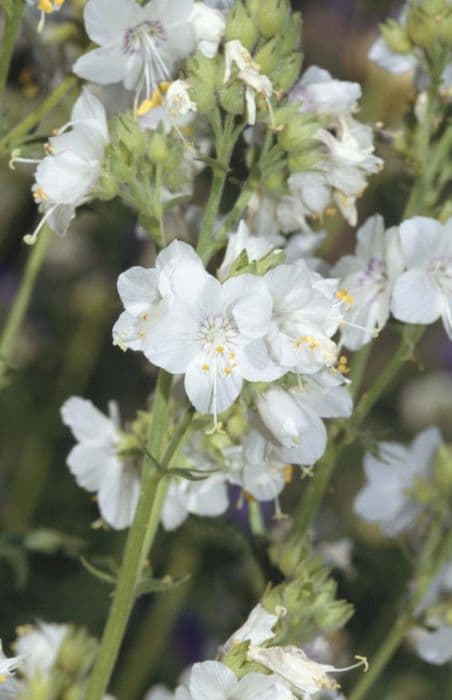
left=144, top=301, right=200, bottom=373
left=184, top=359, right=242, bottom=414
left=189, top=661, right=237, bottom=700
left=399, top=217, right=444, bottom=268
left=97, top=463, right=140, bottom=529
left=112, top=310, right=145, bottom=352
left=66, top=445, right=113, bottom=492
left=234, top=673, right=293, bottom=700
left=391, top=270, right=442, bottom=324
left=415, top=626, right=452, bottom=665
left=161, top=482, right=189, bottom=531
left=61, top=397, right=116, bottom=443
left=369, top=37, right=417, bottom=74
left=73, top=45, right=127, bottom=85
left=83, top=0, right=141, bottom=45
left=117, top=266, right=159, bottom=315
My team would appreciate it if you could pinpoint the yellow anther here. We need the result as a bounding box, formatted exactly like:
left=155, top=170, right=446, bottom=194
left=283, top=464, right=293, bottom=483
left=229, top=351, right=236, bottom=360
left=159, top=81, right=170, bottom=94
left=215, top=345, right=225, bottom=354
left=335, top=288, right=354, bottom=306
left=141, top=312, right=149, bottom=321
left=325, top=205, right=337, bottom=217
left=33, top=186, right=49, bottom=203
left=44, top=142, right=54, bottom=153
left=336, top=354, right=350, bottom=374
left=0, top=675, right=7, bottom=683
left=38, top=0, right=54, bottom=13
left=201, top=363, right=210, bottom=372
left=137, top=86, right=165, bottom=116
left=224, top=366, right=231, bottom=376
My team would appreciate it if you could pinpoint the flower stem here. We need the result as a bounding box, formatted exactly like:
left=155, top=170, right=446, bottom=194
left=86, top=378, right=193, bottom=700
left=293, top=325, right=424, bottom=537
left=0, top=0, right=25, bottom=104
left=0, top=223, right=52, bottom=388
left=0, top=75, right=78, bottom=155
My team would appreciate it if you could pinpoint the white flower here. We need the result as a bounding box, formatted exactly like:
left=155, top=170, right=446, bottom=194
left=145, top=266, right=278, bottom=421
left=412, top=625, right=452, bottom=665
left=332, top=214, right=404, bottom=350
left=73, top=0, right=195, bottom=103
left=25, top=89, right=109, bottom=244
left=262, top=260, right=342, bottom=375
left=0, top=641, right=23, bottom=685
left=113, top=240, right=206, bottom=354
left=14, top=623, right=68, bottom=679
left=190, top=2, right=226, bottom=58
left=391, top=217, right=452, bottom=338
left=247, top=645, right=366, bottom=697
left=218, top=220, right=281, bottom=281
left=354, top=427, right=442, bottom=536
left=222, top=603, right=279, bottom=653
left=138, top=80, right=197, bottom=132
left=225, top=428, right=291, bottom=502
left=61, top=397, right=141, bottom=529
left=283, top=230, right=327, bottom=267
left=224, top=41, right=274, bottom=126
left=291, top=66, right=362, bottom=117
left=145, top=685, right=179, bottom=700
left=186, top=661, right=294, bottom=700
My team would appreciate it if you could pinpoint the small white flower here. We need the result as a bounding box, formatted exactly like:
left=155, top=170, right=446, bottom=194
left=247, top=645, right=366, bottom=698
left=25, top=89, right=109, bottom=244
left=187, top=661, right=294, bottom=700
left=224, top=41, right=274, bottom=126
left=14, top=623, right=68, bottom=680
left=0, top=641, right=23, bottom=685
left=332, top=214, right=404, bottom=350
left=138, top=80, right=197, bottom=132
left=354, top=427, right=442, bottom=536
left=222, top=603, right=279, bottom=653
left=73, top=0, right=195, bottom=104
left=61, top=397, right=140, bottom=529
left=190, top=2, right=226, bottom=58
left=412, top=624, right=452, bottom=665
left=391, top=217, right=452, bottom=338
left=291, top=66, right=362, bottom=117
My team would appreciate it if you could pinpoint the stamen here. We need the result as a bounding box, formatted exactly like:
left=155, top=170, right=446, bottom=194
left=335, top=288, right=355, bottom=306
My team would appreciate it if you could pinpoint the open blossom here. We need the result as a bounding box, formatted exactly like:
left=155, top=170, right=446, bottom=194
left=332, top=214, right=404, bottom=350
left=247, top=645, right=366, bottom=697
left=224, top=41, right=274, bottom=126
left=184, top=661, right=294, bottom=700
left=25, top=89, right=109, bottom=244
left=144, top=265, right=278, bottom=420
left=0, top=641, right=23, bottom=687
left=391, top=217, right=452, bottom=338
left=412, top=624, right=452, bottom=665
left=14, top=623, right=68, bottom=680
left=291, top=66, right=361, bottom=117
left=61, top=397, right=140, bottom=529
left=73, top=0, right=195, bottom=103
left=139, top=80, right=197, bottom=131
left=354, top=427, right=442, bottom=536
left=222, top=603, right=279, bottom=654
left=262, top=260, right=343, bottom=376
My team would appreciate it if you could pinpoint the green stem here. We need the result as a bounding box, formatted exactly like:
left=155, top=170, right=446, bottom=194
left=86, top=377, right=193, bottom=700
left=0, top=75, right=78, bottom=155
left=114, top=539, right=200, bottom=700
left=0, top=1, right=25, bottom=103
left=249, top=500, right=265, bottom=537
left=196, top=112, right=237, bottom=264
left=348, top=343, right=373, bottom=400
left=293, top=325, right=424, bottom=537
left=0, top=224, right=52, bottom=387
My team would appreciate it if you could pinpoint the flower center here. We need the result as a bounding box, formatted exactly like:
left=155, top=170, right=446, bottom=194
left=358, top=257, right=387, bottom=286
left=123, top=21, right=166, bottom=55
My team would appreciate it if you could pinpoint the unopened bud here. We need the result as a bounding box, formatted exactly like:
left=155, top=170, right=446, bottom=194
left=148, top=132, right=169, bottom=163
left=256, top=0, right=290, bottom=38
left=225, top=2, right=258, bottom=50
left=380, top=19, right=412, bottom=54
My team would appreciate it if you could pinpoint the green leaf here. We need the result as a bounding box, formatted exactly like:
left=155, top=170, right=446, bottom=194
left=80, top=556, right=118, bottom=585
left=135, top=572, right=191, bottom=597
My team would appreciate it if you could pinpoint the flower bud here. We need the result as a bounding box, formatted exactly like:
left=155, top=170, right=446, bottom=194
left=287, top=148, right=323, bottom=172
left=148, top=132, right=169, bottom=163
left=273, top=52, right=303, bottom=92
left=280, top=12, right=303, bottom=54
left=254, top=37, right=284, bottom=76
left=57, top=627, right=98, bottom=677
left=277, top=114, right=319, bottom=152
left=186, top=54, right=218, bottom=113
left=219, top=81, right=246, bottom=115
left=225, top=2, right=258, bottom=50
left=407, top=7, right=435, bottom=49
left=433, top=444, right=452, bottom=493
left=256, top=0, right=290, bottom=38
left=380, top=19, right=412, bottom=54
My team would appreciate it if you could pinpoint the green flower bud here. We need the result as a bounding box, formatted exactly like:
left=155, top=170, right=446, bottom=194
left=272, top=52, right=303, bottom=92
left=380, top=19, right=412, bottom=54
left=433, top=444, right=452, bottom=493
left=278, top=114, right=319, bottom=152
left=280, top=12, right=303, bottom=54
left=225, top=2, right=258, bottom=50
left=256, top=0, right=290, bottom=38
left=96, top=171, right=119, bottom=200
left=268, top=538, right=308, bottom=578
left=57, top=627, right=98, bottom=678
left=219, top=81, right=246, bottom=115
left=21, top=676, right=54, bottom=700
left=407, top=7, right=435, bottom=49
left=254, top=37, right=283, bottom=76
left=187, top=54, right=218, bottom=113
left=287, top=148, right=323, bottom=172
left=223, top=641, right=265, bottom=679
left=148, top=132, right=169, bottom=163
left=314, top=598, right=354, bottom=632
left=262, top=171, right=286, bottom=195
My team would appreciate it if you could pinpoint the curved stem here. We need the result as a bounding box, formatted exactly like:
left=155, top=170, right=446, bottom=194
left=0, top=224, right=52, bottom=387
left=0, top=0, right=25, bottom=103
left=86, top=378, right=193, bottom=700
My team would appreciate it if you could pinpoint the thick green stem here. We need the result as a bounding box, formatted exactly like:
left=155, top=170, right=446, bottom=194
left=86, top=377, right=193, bottom=700
left=0, top=75, right=78, bottom=155
left=0, top=224, right=52, bottom=387
left=0, top=1, right=25, bottom=103
left=293, top=325, right=424, bottom=537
